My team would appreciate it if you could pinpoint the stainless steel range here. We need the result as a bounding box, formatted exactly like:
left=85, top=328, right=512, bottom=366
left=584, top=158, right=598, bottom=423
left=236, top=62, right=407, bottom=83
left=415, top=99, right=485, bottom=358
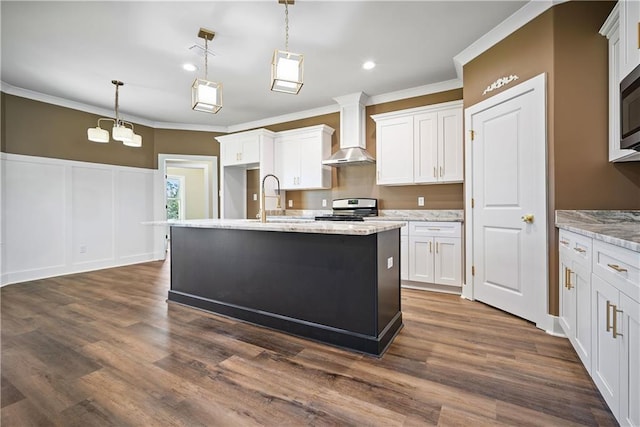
left=315, top=198, right=378, bottom=222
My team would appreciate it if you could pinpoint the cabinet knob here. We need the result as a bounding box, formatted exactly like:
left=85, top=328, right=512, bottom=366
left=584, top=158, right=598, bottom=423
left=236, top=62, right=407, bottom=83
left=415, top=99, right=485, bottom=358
left=521, top=214, right=534, bottom=223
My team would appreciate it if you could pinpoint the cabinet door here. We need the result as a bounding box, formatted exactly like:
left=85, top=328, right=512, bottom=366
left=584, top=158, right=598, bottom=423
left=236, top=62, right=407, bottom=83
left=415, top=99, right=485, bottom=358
left=591, top=273, right=621, bottom=420
left=559, top=251, right=575, bottom=338
left=413, top=112, right=438, bottom=184
left=433, top=237, right=461, bottom=286
left=298, top=133, right=322, bottom=189
left=275, top=137, right=300, bottom=189
left=620, top=0, right=640, bottom=80
left=242, top=139, right=260, bottom=164
left=437, top=108, right=463, bottom=183
left=376, top=116, right=414, bottom=185
left=619, top=291, right=639, bottom=427
left=409, top=236, right=434, bottom=283
left=400, top=234, right=409, bottom=281
left=572, top=261, right=592, bottom=372
left=221, top=140, right=241, bottom=165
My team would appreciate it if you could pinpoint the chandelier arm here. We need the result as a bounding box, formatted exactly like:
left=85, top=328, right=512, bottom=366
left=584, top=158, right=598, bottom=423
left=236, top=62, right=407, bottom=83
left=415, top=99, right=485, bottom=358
left=97, top=117, right=115, bottom=127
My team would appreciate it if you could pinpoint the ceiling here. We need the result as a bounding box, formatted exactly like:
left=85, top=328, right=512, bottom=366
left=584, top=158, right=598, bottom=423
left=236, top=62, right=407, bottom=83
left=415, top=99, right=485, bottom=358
left=1, top=1, right=527, bottom=132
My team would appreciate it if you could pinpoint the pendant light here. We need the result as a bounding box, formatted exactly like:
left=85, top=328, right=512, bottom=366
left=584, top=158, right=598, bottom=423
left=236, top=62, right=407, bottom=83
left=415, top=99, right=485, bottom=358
left=271, top=0, right=303, bottom=94
left=87, top=80, right=142, bottom=147
left=191, top=28, right=223, bottom=114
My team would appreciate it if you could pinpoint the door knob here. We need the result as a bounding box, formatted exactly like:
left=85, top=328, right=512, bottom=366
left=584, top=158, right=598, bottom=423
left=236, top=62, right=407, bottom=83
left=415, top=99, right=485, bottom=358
left=521, top=214, right=534, bottom=223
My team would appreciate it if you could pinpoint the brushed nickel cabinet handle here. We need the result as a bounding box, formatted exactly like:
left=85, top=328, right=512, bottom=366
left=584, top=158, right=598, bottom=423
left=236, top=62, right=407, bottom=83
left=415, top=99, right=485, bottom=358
left=439, top=166, right=443, bottom=177
left=607, top=264, right=628, bottom=273
left=606, top=300, right=613, bottom=333
left=429, top=241, right=432, bottom=253
left=560, top=240, right=569, bottom=245
left=433, top=167, right=437, bottom=178
left=436, top=242, right=439, bottom=254
left=566, top=268, right=574, bottom=290
left=573, top=248, right=586, bottom=254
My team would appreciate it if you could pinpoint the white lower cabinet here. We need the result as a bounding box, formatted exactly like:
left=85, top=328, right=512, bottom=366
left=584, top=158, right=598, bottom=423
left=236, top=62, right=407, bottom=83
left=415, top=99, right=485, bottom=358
left=400, top=225, right=409, bottom=281
left=559, top=228, right=639, bottom=426
left=406, top=221, right=461, bottom=289
left=558, top=230, right=592, bottom=371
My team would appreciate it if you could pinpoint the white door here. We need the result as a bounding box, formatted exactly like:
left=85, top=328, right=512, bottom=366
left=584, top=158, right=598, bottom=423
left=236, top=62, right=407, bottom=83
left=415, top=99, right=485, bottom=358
left=465, top=73, right=547, bottom=326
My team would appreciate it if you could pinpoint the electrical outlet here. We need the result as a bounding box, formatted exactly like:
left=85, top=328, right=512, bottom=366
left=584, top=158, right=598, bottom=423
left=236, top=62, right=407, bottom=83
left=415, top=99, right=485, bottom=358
left=79, top=245, right=87, bottom=254
left=387, top=257, right=393, bottom=269
left=288, top=200, right=293, bottom=208
left=322, top=199, right=327, bottom=207
left=253, top=193, right=257, bottom=201
left=418, top=196, right=425, bottom=207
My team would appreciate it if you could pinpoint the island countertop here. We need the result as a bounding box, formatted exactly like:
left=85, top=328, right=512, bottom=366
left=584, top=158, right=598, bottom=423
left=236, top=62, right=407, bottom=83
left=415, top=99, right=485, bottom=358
left=168, top=218, right=405, bottom=236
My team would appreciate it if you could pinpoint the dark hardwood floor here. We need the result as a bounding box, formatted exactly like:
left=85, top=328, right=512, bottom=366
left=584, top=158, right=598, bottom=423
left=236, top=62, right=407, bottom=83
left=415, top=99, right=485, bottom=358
left=1, top=258, right=617, bottom=426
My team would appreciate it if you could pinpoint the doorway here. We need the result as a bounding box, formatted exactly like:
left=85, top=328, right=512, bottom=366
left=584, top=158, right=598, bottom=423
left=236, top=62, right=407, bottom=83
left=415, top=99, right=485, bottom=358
left=463, top=73, right=549, bottom=330
left=155, top=154, right=218, bottom=259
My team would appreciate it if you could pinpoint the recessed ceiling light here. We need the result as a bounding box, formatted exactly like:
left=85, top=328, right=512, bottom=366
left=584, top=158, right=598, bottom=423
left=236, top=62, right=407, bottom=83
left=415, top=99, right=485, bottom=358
left=362, top=61, right=376, bottom=70
left=183, top=63, right=198, bottom=72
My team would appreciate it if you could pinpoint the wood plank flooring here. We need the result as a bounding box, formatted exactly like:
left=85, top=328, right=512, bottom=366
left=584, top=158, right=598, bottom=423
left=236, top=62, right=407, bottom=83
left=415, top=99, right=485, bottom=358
left=1, top=258, right=617, bottom=426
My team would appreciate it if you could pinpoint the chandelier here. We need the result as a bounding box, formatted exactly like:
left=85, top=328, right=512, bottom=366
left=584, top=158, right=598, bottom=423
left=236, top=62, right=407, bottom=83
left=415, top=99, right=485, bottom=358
left=87, top=80, right=142, bottom=147
left=191, top=28, right=223, bottom=114
left=271, top=0, right=303, bottom=94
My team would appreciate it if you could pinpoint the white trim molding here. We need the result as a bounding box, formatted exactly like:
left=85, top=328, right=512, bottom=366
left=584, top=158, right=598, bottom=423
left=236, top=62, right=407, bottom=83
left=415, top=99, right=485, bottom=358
left=453, top=0, right=567, bottom=79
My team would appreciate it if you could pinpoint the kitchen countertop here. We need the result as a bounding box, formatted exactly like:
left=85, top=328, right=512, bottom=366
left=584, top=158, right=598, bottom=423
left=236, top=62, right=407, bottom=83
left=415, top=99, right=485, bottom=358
left=281, top=209, right=464, bottom=222
left=168, top=218, right=404, bottom=236
left=555, top=210, right=640, bottom=252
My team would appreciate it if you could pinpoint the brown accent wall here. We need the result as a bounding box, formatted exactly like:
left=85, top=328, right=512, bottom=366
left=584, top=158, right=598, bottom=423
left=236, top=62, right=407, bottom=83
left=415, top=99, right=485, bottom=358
left=153, top=128, right=222, bottom=169
left=464, top=1, right=639, bottom=316
left=2, top=93, right=155, bottom=169
left=266, top=89, right=464, bottom=210
left=246, top=169, right=260, bottom=220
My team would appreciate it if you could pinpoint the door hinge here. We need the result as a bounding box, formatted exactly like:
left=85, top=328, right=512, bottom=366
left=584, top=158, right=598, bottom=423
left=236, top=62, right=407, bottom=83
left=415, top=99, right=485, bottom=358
left=470, top=130, right=475, bottom=141
left=471, top=198, right=475, bottom=208
left=472, top=266, right=475, bottom=276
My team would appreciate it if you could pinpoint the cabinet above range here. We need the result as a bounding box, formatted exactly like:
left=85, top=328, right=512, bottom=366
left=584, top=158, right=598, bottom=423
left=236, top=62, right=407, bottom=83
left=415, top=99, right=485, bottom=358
left=371, top=100, right=463, bottom=186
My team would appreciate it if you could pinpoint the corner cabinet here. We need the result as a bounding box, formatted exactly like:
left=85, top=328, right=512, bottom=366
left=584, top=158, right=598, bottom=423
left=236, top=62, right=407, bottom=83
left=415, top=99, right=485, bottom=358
left=218, top=131, right=262, bottom=166
left=274, top=125, right=334, bottom=190
left=600, top=3, right=640, bottom=162
left=372, top=101, right=463, bottom=186
left=557, top=228, right=639, bottom=426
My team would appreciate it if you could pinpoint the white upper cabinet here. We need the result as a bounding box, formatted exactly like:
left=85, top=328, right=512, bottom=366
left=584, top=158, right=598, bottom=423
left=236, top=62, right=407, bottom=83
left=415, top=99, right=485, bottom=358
left=275, top=125, right=334, bottom=190
left=217, top=130, right=265, bottom=166
left=600, top=4, right=640, bottom=162
left=619, top=0, right=640, bottom=80
left=376, top=115, right=414, bottom=185
left=372, top=100, right=463, bottom=186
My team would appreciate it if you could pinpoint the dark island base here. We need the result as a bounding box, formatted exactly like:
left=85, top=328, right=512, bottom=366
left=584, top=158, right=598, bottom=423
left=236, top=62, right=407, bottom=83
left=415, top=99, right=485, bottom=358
left=168, top=227, right=403, bottom=356
left=168, top=291, right=403, bottom=356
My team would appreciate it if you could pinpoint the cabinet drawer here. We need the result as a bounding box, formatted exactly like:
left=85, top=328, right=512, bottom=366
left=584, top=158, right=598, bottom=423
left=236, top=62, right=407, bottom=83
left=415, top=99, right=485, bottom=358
left=410, top=221, right=460, bottom=238
left=593, top=240, right=640, bottom=302
left=559, top=229, right=592, bottom=267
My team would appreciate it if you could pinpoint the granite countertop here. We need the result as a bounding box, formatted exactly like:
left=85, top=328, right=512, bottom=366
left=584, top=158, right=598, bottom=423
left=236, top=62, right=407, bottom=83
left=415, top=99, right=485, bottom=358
left=168, top=218, right=404, bottom=236
left=282, top=209, right=464, bottom=222
left=555, top=210, right=640, bottom=252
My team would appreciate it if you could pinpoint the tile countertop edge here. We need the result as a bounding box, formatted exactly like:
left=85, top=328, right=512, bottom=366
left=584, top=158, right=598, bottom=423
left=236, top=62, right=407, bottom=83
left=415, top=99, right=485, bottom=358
left=555, top=210, right=640, bottom=253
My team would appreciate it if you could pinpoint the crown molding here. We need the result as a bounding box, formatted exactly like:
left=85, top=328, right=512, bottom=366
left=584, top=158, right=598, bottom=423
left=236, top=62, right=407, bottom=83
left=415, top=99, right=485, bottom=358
left=453, top=0, right=567, bottom=79
left=3, top=78, right=462, bottom=135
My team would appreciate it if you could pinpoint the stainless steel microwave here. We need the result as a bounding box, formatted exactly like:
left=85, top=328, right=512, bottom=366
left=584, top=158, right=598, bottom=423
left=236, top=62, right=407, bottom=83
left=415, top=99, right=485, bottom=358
left=621, top=63, right=640, bottom=151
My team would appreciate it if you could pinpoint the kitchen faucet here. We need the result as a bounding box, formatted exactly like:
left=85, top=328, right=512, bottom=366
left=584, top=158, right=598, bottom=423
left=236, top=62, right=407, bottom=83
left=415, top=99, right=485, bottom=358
left=260, top=174, right=281, bottom=223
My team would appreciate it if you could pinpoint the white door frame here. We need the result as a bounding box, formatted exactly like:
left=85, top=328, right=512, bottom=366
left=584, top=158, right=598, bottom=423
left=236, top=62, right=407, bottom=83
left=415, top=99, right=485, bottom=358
left=154, top=154, right=218, bottom=260
left=462, top=73, right=553, bottom=332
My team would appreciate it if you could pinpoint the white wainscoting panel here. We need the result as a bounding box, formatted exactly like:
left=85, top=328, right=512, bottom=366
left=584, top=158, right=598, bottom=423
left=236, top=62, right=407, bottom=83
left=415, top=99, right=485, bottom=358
left=1, top=153, right=157, bottom=286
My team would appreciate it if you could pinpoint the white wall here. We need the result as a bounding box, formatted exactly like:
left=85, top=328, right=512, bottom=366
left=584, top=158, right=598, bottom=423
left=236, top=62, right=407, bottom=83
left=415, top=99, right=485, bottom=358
left=1, top=153, right=156, bottom=286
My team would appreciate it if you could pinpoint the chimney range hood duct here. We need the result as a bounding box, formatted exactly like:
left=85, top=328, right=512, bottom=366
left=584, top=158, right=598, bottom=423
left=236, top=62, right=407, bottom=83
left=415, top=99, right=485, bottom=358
left=323, top=92, right=375, bottom=166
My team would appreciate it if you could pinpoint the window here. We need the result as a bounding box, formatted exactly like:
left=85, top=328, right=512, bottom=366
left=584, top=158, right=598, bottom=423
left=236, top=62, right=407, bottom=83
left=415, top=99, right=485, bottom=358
left=166, top=175, right=185, bottom=221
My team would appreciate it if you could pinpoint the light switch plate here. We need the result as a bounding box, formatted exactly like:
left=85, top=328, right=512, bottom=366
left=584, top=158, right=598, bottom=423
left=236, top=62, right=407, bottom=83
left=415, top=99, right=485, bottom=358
left=387, top=257, right=393, bottom=269
left=288, top=200, right=293, bottom=208
left=322, top=199, right=327, bottom=207
left=253, top=193, right=257, bottom=201
left=418, top=196, right=425, bottom=206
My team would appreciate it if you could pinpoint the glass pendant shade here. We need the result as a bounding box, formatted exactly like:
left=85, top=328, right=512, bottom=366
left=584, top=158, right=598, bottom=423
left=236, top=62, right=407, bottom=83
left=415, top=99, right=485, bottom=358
left=123, top=133, right=142, bottom=148
left=192, top=78, right=223, bottom=114
left=87, top=127, right=110, bottom=143
left=112, top=124, right=134, bottom=142
left=271, top=49, right=303, bottom=94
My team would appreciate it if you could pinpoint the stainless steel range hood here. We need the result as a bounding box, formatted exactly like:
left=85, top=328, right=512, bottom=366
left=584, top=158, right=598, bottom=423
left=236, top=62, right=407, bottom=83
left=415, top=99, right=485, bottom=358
left=323, top=92, right=375, bottom=167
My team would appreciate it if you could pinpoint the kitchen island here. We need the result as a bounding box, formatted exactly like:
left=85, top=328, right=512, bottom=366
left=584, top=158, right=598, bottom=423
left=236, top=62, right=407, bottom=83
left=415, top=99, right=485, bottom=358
left=168, top=219, right=405, bottom=356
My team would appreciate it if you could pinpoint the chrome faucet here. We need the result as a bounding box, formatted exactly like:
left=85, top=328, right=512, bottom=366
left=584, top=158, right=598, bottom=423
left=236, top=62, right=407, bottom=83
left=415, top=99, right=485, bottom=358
left=260, top=174, right=281, bottom=223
